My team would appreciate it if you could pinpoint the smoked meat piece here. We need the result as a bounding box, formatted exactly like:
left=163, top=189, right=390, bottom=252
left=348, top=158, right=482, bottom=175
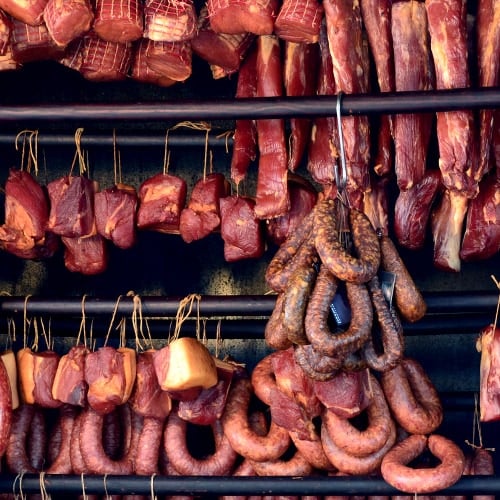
left=130, top=38, right=177, bottom=87
left=62, top=233, right=108, bottom=275
left=93, top=0, right=143, bottom=43
left=0, top=0, right=47, bottom=25
left=0, top=10, right=11, bottom=55
left=219, top=195, right=265, bottom=262
left=143, top=39, right=192, bottom=82
left=274, top=0, right=323, bottom=43
left=144, top=0, right=196, bottom=42
left=477, top=324, right=500, bottom=422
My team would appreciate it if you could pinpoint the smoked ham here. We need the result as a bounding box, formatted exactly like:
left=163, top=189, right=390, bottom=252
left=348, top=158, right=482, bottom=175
left=143, top=0, right=197, bottom=42
left=93, top=0, right=143, bottom=43
left=62, top=233, right=109, bottom=275
left=274, top=0, right=323, bottom=43
left=0, top=0, right=47, bottom=26
left=130, top=38, right=177, bottom=87
left=0, top=10, right=12, bottom=54
left=477, top=324, right=500, bottom=422
left=143, top=39, right=192, bottom=82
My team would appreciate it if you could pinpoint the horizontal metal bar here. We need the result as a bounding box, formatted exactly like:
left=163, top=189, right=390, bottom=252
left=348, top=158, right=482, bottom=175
left=0, top=88, right=497, bottom=122
left=0, top=474, right=498, bottom=496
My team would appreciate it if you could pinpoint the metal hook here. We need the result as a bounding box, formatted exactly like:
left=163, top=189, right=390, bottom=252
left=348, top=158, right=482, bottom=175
left=335, top=92, right=348, bottom=193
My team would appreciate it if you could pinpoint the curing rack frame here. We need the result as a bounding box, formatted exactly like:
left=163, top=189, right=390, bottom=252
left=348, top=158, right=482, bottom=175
left=0, top=87, right=498, bottom=496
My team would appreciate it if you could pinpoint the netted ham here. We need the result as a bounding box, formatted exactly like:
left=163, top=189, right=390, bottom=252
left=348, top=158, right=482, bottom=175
left=137, top=172, right=187, bottom=233
left=58, top=37, right=84, bottom=71
left=391, top=1, right=434, bottom=191
left=143, top=0, right=197, bottom=42
left=0, top=42, right=20, bottom=71
left=79, top=31, right=132, bottom=82
left=62, top=233, right=108, bottom=275
left=230, top=46, right=257, bottom=186
left=11, top=18, right=65, bottom=62
left=274, top=0, right=323, bottom=43
left=93, top=0, right=143, bottom=43
left=47, top=175, right=97, bottom=238
left=476, top=324, right=500, bottom=422
left=206, top=0, right=279, bottom=35
left=0, top=0, right=47, bottom=25
left=179, top=172, right=230, bottom=243
left=94, top=183, right=138, bottom=250
left=131, top=38, right=176, bottom=86
left=0, top=10, right=11, bottom=55
left=143, top=39, right=192, bottom=82
left=460, top=174, right=500, bottom=262
left=191, top=6, right=255, bottom=74
left=219, top=195, right=264, bottom=262
left=254, top=35, right=289, bottom=220
left=43, top=0, right=93, bottom=47
left=307, top=19, right=337, bottom=187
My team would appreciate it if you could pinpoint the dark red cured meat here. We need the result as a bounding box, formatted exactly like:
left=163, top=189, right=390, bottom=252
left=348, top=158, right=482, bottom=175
left=0, top=358, right=12, bottom=458
left=274, top=0, right=323, bottom=43
left=460, top=173, right=500, bottom=262
left=230, top=46, right=258, bottom=186
left=391, top=1, right=434, bottom=190
left=95, top=183, right=138, bottom=249
left=47, top=175, right=96, bottom=238
left=144, top=0, right=196, bottom=42
left=394, top=169, right=442, bottom=250
left=362, top=174, right=390, bottom=235
left=179, top=172, right=230, bottom=243
left=284, top=41, right=320, bottom=172
left=137, top=172, right=187, bottom=233
left=219, top=195, right=264, bottom=262
left=32, top=351, right=62, bottom=408
left=144, top=39, right=192, bottom=82
left=93, top=0, right=143, bottom=43
left=477, top=324, right=500, bottom=422
left=254, top=35, right=289, bottom=220
left=0, top=0, right=47, bottom=25
left=130, top=38, right=177, bottom=87
left=135, top=416, right=164, bottom=475
left=62, top=233, right=109, bottom=275
left=43, top=0, right=93, bottom=47
left=0, top=10, right=12, bottom=55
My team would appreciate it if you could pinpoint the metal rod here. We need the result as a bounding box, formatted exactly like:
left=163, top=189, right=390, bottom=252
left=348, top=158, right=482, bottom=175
left=0, top=474, right=498, bottom=496
left=0, top=88, right=497, bottom=122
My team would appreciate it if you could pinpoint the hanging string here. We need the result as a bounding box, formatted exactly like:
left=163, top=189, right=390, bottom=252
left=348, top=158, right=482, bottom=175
left=22, top=295, right=31, bottom=350
left=491, top=275, right=499, bottom=328
left=76, top=295, right=88, bottom=347
left=69, top=128, right=87, bottom=176
left=104, top=294, right=124, bottom=346
left=163, top=129, right=171, bottom=174
left=172, top=294, right=202, bottom=342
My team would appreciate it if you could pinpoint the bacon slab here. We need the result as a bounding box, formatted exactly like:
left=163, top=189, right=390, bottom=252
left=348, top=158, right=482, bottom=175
left=93, top=0, right=143, bottom=43
left=144, top=0, right=197, bottom=42
left=254, top=35, right=290, bottom=220
left=274, top=0, right=323, bottom=43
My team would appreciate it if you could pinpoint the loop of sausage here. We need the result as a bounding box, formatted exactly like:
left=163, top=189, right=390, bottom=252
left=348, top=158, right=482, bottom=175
left=135, top=416, right=165, bottom=475
left=362, top=276, right=404, bottom=372
left=248, top=448, right=314, bottom=476
left=164, top=409, right=238, bottom=476
left=321, top=415, right=396, bottom=475
left=251, top=353, right=278, bottom=406
left=70, top=410, right=89, bottom=473
left=265, top=294, right=293, bottom=350
left=79, top=404, right=140, bottom=474
left=221, top=377, right=291, bottom=462
left=293, top=345, right=340, bottom=381
left=6, top=403, right=37, bottom=473
left=47, top=404, right=78, bottom=474
left=289, top=429, right=333, bottom=471
left=28, top=404, right=47, bottom=470
left=265, top=206, right=316, bottom=292
left=305, top=265, right=373, bottom=359
left=381, top=358, right=443, bottom=435
left=0, top=358, right=12, bottom=459
left=380, top=434, right=465, bottom=494
left=314, top=198, right=380, bottom=284
left=322, top=374, right=395, bottom=458
left=379, top=235, right=426, bottom=323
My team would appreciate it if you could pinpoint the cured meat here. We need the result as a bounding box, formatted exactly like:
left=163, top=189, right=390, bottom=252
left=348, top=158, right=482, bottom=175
left=391, top=1, right=434, bottom=190
left=219, top=195, right=265, bottom=262
left=307, top=19, right=337, bottom=186
left=274, top=0, right=323, bottom=43
left=191, top=6, right=255, bottom=74
left=0, top=10, right=11, bottom=55
left=11, top=18, right=65, bottom=63
left=0, top=42, right=19, bottom=71
left=136, top=172, right=187, bottom=233
left=94, top=183, right=138, bottom=250
left=179, top=172, right=230, bottom=243
left=57, top=37, right=84, bottom=71
left=323, top=0, right=370, bottom=205
left=475, top=0, right=500, bottom=183
left=43, top=0, right=93, bottom=47
left=460, top=173, right=500, bottom=262
left=254, top=35, right=289, bottom=220
left=394, top=169, right=442, bottom=250
left=143, top=0, right=196, bottom=42
left=62, top=233, right=109, bottom=275
left=0, top=0, right=47, bottom=25
left=143, top=39, right=192, bottom=82
left=47, top=175, right=97, bottom=238
left=130, top=38, right=177, bottom=87
left=79, top=31, right=132, bottom=82
left=363, top=174, right=390, bottom=235
left=230, top=46, right=257, bottom=186
left=284, top=40, right=320, bottom=172
left=476, top=324, right=500, bottom=422
left=93, top=0, right=143, bottom=43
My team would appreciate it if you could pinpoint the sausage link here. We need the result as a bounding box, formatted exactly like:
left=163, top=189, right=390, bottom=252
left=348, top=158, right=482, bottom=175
left=322, top=374, right=396, bottom=457
left=289, top=429, right=333, bottom=470
left=362, top=276, right=404, bottom=372
left=28, top=405, right=46, bottom=470
left=6, top=404, right=37, bottom=473
left=70, top=411, right=88, bottom=474
left=470, top=447, right=495, bottom=500
left=164, top=409, right=238, bottom=475
left=135, top=416, right=165, bottom=475
left=222, top=378, right=291, bottom=462
left=379, top=235, right=426, bottom=322
left=314, top=199, right=380, bottom=283
left=47, top=404, right=78, bottom=474
left=380, top=434, right=465, bottom=494
left=265, top=294, right=293, bottom=350
left=248, top=448, right=313, bottom=476
left=381, top=358, right=443, bottom=434
left=0, top=358, right=12, bottom=458
left=294, top=344, right=340, bottom=381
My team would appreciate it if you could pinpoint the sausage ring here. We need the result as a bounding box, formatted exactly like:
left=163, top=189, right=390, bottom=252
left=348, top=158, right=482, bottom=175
left=380, top=434, right=465, bottom=494
left=135, top=416, right=166, bottom=475
left=322, top=374, right=396, bottom=457
left=6, top=404, right=37, bottom=473
left=289, top=430, right=333, bottom=471
left=265, top=294, right=293, bottom=350
left=294, top=344, right=340, bottom=381
left=0, top=358, right=12, bottom=459
left=47, top=404, right=78, bottom=474
left=314, top=198, right=380, bottom=284
left=222, top=377, right=291, bottom=462
left=381, top=358, right=443, bottom=435
left=249, top=448, right=314, bottom=476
